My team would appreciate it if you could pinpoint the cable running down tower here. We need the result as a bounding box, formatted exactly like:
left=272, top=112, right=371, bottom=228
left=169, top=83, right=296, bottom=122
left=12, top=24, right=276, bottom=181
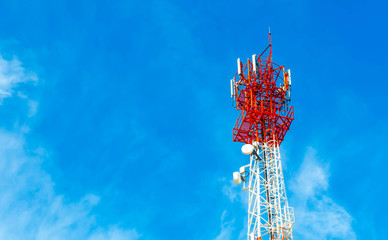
left=230, top=33, right=294, bottom=240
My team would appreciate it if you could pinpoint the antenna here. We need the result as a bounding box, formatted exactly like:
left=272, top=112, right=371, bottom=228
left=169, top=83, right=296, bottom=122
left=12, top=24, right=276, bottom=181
left=237, top=58, right=242, bottom=75
left=288, top=69, right=292, bottom=85
left=252, top=54, right=257, bottom=72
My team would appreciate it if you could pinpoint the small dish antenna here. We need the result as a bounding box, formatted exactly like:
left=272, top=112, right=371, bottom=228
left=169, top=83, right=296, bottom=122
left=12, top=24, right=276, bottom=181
left=241, top=144, right=254, bottom=155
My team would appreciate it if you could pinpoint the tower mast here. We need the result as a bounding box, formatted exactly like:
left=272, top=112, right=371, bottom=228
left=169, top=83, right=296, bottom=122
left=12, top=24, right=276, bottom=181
left=230, top=33, right=294, bottom=240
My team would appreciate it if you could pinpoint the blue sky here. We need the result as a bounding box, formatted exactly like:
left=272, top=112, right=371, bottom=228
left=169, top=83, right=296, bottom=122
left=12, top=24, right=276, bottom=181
left=0, top=0, right=386, bottom=239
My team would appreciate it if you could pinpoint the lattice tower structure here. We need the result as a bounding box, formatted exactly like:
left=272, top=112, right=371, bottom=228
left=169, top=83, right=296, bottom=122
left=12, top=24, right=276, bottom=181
left=230, top=33, right=294, bottom=240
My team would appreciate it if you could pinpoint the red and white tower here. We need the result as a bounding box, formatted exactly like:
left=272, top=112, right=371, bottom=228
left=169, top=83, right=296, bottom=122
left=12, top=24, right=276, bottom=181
left=230, top=33, right=294, bottom=240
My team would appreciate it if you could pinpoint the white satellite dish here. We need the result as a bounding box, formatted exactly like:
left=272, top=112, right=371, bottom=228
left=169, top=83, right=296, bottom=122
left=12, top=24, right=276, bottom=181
left=241, top=144, right=254, bottom=155
left=233, top=172, right=242, bottom=184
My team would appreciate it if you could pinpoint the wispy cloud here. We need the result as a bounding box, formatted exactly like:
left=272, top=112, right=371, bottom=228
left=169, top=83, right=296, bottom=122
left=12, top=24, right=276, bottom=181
left=0, top=56, right=36, bottom=102
left=27, top=99, right=38, bottom=117
left=220, top=178, right=248, bottom=240
left=88, top=226, right=140, bottom=240
left=221, top=177, right=249, bottom=207
left=0, top=55, right=139, bottom=239
left=290, top=147, right=356, bottom=240
left=221, top=178, right=238, bottom=203
left=0, top=130, right=140, bottom=239
left=213, top=210, right=234, bottom=240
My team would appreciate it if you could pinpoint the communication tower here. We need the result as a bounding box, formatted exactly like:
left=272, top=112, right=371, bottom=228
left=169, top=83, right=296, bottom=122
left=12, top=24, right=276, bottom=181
left=230, top=33, right=294, bottom=240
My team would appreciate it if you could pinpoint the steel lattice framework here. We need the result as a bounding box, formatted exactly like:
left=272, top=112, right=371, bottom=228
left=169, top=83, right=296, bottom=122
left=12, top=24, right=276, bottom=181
left=230, top=33, right=294, bottom=240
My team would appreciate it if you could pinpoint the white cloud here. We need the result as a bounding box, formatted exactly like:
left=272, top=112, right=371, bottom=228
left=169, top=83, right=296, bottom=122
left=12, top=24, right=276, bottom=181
left=0, top=130, right=140, bottom=240
left=213, top=210, right=234, bottom=240
left=221, top=178, right=248, bottom=207
left=290, top=147, right=329, bottom=200
left=221, top=178, right=238, bottom=203
left=290, top=147, right=356, bottom=240
left=220, top=178, right=249, bottom=240
left=0, top=56, right=37, bottom=102
left=0, top=54, right=140, bottom=239
left=88, top=226, right=140, bottom=240
left=27, top=99, right=38, bottom=117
